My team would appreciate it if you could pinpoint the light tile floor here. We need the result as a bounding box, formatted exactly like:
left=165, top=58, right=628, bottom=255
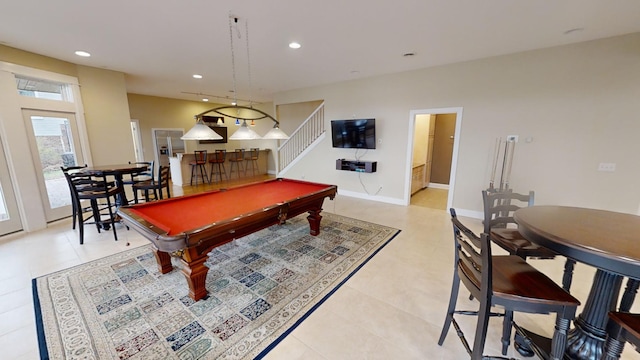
left=1, top=190, right=639, bottom=359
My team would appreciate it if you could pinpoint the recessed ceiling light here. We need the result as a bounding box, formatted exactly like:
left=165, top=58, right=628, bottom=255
left=289, top=42, right=301, bottom=49
left=231, top=101, right=237, bottom=106
left=75, top=50, right=91, bottom=57
left=193, top=74, right=203, bottom=79
left=202, top=98, right=209, bottom=102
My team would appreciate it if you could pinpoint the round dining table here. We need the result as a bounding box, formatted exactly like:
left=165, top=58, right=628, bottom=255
left=514, top=206, right=640, bottom=360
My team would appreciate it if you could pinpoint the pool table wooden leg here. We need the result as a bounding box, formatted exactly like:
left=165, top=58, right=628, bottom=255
left=152, top=249, right=173, bottom=274
left=307, top=209, right=323, bottom=236
left=179, top=256, right=209, bottom=301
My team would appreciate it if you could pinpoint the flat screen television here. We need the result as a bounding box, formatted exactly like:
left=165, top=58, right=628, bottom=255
left=331, top=119, right=376, bottom=149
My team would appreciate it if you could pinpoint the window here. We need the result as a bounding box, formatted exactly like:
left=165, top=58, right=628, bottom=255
left=15, top=76, right=74, bottom=102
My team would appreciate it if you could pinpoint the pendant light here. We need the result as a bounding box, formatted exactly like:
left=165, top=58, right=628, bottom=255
left=181, top=117, right=223, bottom=140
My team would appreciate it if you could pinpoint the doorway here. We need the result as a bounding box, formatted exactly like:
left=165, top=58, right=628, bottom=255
left=405, top=108, right=462, bottom=210
left=22, top=109, right=85, bottom=222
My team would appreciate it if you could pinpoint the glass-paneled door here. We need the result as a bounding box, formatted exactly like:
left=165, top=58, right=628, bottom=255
left=0, top=137, right=22, bottom=235
left=22, top=109, right=85, bottom=222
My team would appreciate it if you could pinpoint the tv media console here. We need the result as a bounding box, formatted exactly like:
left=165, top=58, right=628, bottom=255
left=336, top=159, right=377, bottom=173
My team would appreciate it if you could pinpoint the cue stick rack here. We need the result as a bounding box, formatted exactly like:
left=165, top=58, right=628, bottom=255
left=489, top=137, right=516, bottom=191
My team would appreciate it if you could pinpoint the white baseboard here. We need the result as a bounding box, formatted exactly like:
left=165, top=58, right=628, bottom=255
left=336, top=189, right=406, bottom=205
left=428, top=183, right=449, bottom=190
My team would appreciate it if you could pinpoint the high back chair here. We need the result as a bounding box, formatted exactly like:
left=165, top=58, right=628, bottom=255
left=61, top=164, right=90, bottom=230
left=189, top=150, right=208, bottom=185
left=244, top=148, right=260, bottom=176
left=123, top=161, right=153, bottom=185
left=63, top=170, right=122, bottom=244
left=602, top=312, right=640, bottom=359
left=228, top=149, right=245, bottom=179
left=438, top=208, right=579, bottom=360
left=208, top=149, right=227, bottom=183
left=132, top=165, right=171, bottom=203
left=482, top=189, right=576, bottom=292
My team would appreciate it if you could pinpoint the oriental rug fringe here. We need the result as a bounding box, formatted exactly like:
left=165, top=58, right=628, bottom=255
left=33, top=213, right=400, bottom=359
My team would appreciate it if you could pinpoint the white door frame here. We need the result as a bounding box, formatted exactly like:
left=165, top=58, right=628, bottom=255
left=131, top=119, right=144, bottom=162
left=0, top=136, right=22, bottom=235
left=22, top=109, right=85, bottom=222
left=405, top=107, right=463, bottom=210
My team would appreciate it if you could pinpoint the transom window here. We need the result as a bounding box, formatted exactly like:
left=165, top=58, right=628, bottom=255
left=15, top=75, right=74, bottom=102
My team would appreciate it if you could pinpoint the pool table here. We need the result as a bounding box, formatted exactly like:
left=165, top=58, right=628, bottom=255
left=117, top=178, right=337, bottom=301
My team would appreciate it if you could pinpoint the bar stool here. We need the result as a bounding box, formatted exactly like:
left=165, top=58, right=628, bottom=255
left=228, top=149, right=245, bottom=179
left=244, top=148, right=260, bottom=176
left=189, top=150, right=209, bottom=185
left=208, top=149, right=227, bottom=183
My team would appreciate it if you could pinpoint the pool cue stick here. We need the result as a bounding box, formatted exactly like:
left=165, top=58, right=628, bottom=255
left=489, top=138, right=501, bottom=190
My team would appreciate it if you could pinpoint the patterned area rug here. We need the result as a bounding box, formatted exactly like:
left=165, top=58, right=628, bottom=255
left=33, top=213, right=400, bottom=359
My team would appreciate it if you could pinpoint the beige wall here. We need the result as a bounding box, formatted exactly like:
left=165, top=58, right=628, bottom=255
left=0, top=45, right=76, bottom=76
left=275, top=33, right=640, bottom=216
left=276, top=100, right=324, bottom=135
left=77, top=66, right=135, bottom=165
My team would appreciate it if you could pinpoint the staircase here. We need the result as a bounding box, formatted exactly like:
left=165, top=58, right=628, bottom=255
left=277, top=102, right=325, bottom=174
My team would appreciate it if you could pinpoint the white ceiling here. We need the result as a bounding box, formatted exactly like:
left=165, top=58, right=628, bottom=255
left=2, top=1, right=640, bottom=105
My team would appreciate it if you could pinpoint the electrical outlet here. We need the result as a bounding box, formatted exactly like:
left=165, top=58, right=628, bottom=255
left=507, top=135, right=519, bottom=142
left=597, top=163, right=616, bottom=172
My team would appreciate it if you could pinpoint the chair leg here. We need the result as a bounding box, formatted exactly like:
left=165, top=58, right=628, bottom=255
left=562, top=258, right=576, bottom=292
left=105, top=197, right=118, bottom=241
left=549, top=314, right=572, bottom=360
left=209, top=163, right=215, bottom=183
left=501, top=310, right=513, bottom=355
left=438, top=273, right=461, bottom=345
left=619, top=278, right=639, bottom=312
left=472, top=296, right=491, bottom=360
left=133, top=188, right=140, bottom=204
left=71, top=200, right=77, bottom=229
left=220, top=163, right=228, bottom=181
left=603, top=336, right=625, bottom=360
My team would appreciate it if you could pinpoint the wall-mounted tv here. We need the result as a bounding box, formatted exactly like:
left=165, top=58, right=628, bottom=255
left=331, top=119, right=376, bottom=149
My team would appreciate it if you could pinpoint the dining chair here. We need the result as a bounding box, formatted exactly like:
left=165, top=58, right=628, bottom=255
left=482, top=189, right=576, bottom=292
left=61, top=165, right=114, bottom=230
left=228, top=149, right=245, bottom=179
left=244, top=148, right=260, bottom=176
left=132, top=165, right=171, bottom=203
left=438, top=208, right=580, bottom=360
left=602, top=312, right=640, bottom=360
left=123, top=160, right=154, bottom=185
left=63, top=170, right=122, bottom=244
left=208, top=149, right=227, bottom=183
left=189, top=150, right=209, bottom=185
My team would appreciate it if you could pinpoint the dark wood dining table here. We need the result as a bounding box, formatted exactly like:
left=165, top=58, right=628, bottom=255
left=514, top=206, right=640, bottom=360
left=80, top=163, right=149, bottom=206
